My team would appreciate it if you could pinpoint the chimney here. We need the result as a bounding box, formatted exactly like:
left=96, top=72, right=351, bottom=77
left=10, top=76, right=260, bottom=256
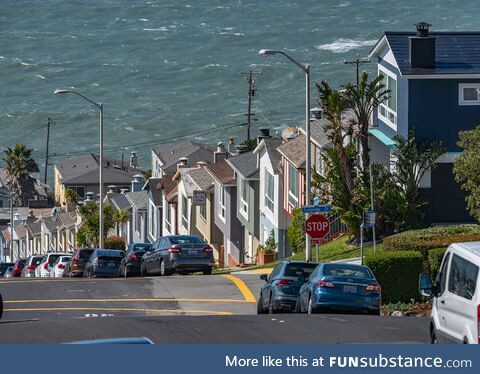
left=310, top=107, right=323, bottom=120
left=27, top=210, right=35, bottom=222
left=13, top=213, right=22, bottom=226
left=214, top=142, right=228, bottom=163
left=130, top=151, right=138, bottom=169
left=257, top=128, right=271, bottom=145
left=409, top=22, right=435, bottom=69
left=176, top=157, right=189, bottom=171
left=131, top=174, right=145, bottom=192
left=227, top=137, right=237, bottom=156
left=85, top=191, right=95, bottom=202
left=107, top=185, right=116, bottom=194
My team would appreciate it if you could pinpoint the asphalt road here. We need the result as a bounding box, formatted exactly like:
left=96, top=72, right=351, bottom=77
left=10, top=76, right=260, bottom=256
left=0, top=274, right=430, bottom=344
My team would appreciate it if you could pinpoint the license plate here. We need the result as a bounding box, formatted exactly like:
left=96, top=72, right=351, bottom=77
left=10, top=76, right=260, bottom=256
left=343, top=285, right=357, bottom=293
left=188, top=249, right=197, bottom=255
left=108, top=262, right=116, bottom=267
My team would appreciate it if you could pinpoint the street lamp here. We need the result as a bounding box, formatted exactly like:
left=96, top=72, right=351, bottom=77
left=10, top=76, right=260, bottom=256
left=259, top=49, right=312, bottom=261
left=54, top=89, right=105, bottom=249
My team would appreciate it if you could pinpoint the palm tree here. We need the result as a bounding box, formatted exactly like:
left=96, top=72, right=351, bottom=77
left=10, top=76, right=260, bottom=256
left=65, top=188, right=78, bottom=212
left=343, top=72, right=389, bottom=169
left=114, top=210, right=130, bottom=237
left=2, top=144, right=39, bottom=207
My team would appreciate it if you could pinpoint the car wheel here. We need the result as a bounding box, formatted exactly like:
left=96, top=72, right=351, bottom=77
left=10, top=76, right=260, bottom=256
left=257, top=293, right=265, bottom=314
left=159, top=260, right=169, bottom=276
left=295, top=299, right=302, bottom=314
left=307, top=295, right=316, bottom=315
left=124, top=266, right=128, bottom=278
left=202, top=268, right=212, bottom=275
left=431, top=328, right=438, bottom=344
left=369, top=308, right=381, bottom=316
left=268, top=294, right=276, bottom=314
left=141, top=263, right=146, bottom=277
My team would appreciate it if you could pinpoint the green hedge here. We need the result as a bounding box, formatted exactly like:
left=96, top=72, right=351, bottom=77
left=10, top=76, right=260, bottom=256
left=428, top=248, right=446, bottom=281
left=383, top=225, right=480, bottom=254
left=365, top=251, right=424, bottom=304
left=104, top=236, right=126, bottom=250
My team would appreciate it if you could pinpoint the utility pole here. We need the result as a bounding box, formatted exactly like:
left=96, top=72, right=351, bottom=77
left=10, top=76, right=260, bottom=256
left=44, top=117, right=54, bottom=184
left=344, top=57, right=370, bottom=87
left=241, top=70, right=262, bottom=140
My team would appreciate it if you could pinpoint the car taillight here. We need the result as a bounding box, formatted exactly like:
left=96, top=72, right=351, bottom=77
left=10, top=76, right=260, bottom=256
left=365, top=283, right=381, bottom=293
left=477, top=304, right=480, bottom=344
left=203, top=246, right=213, bottom=253
left=27, top=265, right=36, bottom=270
left=74, top=254, right=80, bottom=261
left=129, top=252, right=138, bottom=262
left=316, top=280, right=335, bottom=288
left=43, top=263, right=49, bottom=270
left=59, top=264, right=65, bottom=269
left=168, top=247, right=181, bottom=253
left=277, top=279, right=294, bottom=285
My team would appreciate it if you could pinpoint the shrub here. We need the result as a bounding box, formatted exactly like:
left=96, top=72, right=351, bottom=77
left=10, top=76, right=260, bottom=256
left=104, top=236, right=126, bottom=250
left=428, top=247, right=446, bottom=281
left=365, top=251, right=423, bottom=304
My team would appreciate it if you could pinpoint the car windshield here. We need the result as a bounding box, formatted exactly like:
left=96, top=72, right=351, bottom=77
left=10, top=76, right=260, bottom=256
left=284, top=263, right=318, bottom=278
left=61, top=256, right=71, bottom=262
left=323, top=264, right=373, bottom=278
left=48, top=255, right=61, bottom=265
left=169, top=236, right=205, bottom=245
left=133, top=244, right=152, bottom=252
left=33, top=256, right=43, bottom=265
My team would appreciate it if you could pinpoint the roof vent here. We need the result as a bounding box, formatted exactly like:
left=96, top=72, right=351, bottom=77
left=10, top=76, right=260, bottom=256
left=310, top=107, right=323, bottom=120
left=415, top=22, right=431, bottom=37
left=409, top=22, right=435, bottom=69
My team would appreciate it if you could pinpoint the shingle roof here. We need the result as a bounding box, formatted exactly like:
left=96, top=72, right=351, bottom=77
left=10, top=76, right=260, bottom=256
left=226, top=152, right=259, bottom=179
left=276, top=134, right=306, bottom=169
left=165, top=185, right=178, bottom=204
left=255, top=138, right=283, bottom=173
left=187, top=168, right=215, bottom=192
left=146, top=178, right=163, bottom=206
left=204, top=162, right=236, bottom=186
left=371, top=32, right=480, bottom=76
left=26, top=221, right=42, bottom=236
left=42, top=216, right=58, bottom=232
left=14, top=225, right=27, bottom=239
left=125, top=191, right=148, bottom=211
left=56, top=154, right=137, bottom=185
left=153, top=140, right=215, bottom=173
left=58, top=212, right=77, bottom=227
left=108, top=193, right=132, bottom=212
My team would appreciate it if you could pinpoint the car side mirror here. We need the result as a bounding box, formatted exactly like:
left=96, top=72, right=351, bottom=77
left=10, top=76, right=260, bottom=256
left=260, top=274, right=268, bottom=281
left=419, top=272, right=433, bottom=297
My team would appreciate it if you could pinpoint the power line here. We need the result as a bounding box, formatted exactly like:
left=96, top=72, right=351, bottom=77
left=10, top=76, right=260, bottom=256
left=241, top=70, right=262, bottom=140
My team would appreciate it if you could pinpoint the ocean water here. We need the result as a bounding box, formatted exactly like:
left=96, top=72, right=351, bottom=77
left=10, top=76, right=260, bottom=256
left=1, top=0, right=479, bottom=176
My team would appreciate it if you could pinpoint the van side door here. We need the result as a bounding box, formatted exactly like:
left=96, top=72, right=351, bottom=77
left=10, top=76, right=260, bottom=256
left=433, top=252, right=450, bottom=342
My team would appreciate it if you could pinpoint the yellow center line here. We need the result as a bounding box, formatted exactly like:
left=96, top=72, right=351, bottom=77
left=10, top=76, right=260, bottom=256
left=222, top=274, right=256, bottom=302
left=3, top=307, right=232, bottom=315
left=4, top=297, right=249, bottom=304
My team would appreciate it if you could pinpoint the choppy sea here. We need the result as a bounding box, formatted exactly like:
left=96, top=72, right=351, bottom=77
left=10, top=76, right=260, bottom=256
left=1, top=0, right=479, bottom=176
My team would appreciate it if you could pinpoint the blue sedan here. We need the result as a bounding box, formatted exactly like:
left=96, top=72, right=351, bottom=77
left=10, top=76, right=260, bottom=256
left=296, top=263, right=381, bottom=315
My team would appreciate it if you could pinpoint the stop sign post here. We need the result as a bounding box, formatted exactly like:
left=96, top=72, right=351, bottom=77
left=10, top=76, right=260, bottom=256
left=305, top=214, right=330, bottom=262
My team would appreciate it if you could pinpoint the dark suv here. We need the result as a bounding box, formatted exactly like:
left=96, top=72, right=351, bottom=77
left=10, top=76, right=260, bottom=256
left=84, top=249, right=124, bottom=278
left=257, top=260, right=319, bottom=314
left=0, top=262, right=14, bottom=277
left=64, top=248, right=94, bottom=277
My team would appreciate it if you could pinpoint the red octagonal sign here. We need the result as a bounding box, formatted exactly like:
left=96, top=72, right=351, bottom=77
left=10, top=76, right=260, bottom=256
left=305, top=214, right=330, bottom=239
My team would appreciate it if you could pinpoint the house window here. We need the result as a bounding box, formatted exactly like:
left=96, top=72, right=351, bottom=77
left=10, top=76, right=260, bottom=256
left=265, top=169, right=274, bottom=212
left=68, top=185, right=86, bottom=200
left=165, top=203, right=172, bottom=233
left=182, top=194, right=188, bottom=229
left=288, top=164, right=298, bottom=208
left=219, top=186, right=226, bottom=221
left=199, top=204, right=206, bottom=221
left=239, top=178, right=248, bottom=217
left=149, top=202, right=155, bottom=236
left=135, top=212, right=141, bottom=234
left=378, top=67, right=397, bottom=128
left=459, top=83, right=480, bottom=105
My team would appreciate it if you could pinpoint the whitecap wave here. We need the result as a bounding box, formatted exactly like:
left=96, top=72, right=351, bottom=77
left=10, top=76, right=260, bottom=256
left=34, top=74, right=47, bottom=80
left=315, top=38, right=376, bottom=53
left=143, top=27, right=169, bottom=32
left=139, top=18, right=149, bottom=22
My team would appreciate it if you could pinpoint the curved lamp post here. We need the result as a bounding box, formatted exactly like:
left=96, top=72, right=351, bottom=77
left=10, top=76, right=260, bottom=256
left=258, top=49, right=312, bottom=261
left=54, top=89, right=104, bottom=249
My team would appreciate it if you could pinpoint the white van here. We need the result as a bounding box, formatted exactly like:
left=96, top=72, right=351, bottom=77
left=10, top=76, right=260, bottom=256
left=420, top=242, right=480, bottom=344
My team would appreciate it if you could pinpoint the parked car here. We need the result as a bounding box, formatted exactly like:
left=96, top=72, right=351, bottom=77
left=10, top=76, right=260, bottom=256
left=118, top=243, right=152, bottom=277
left=141, top=235, right=214, bottom=276
left=296, top=262, right=381, bottom=315
left=64, top=248, right=95, bottom=277
left=419, top=242, right=480, bottom=344
left=49, top=255, right=72, bottom=278
left=0, top=262, right=14, bottom=277
left=257, top=261, right=318, bottom=314
left=84, top=249, right=124, bottom=278
left=35, top=253, right=64, bottom=277
left=21, top=255, right=44, bottom=277
left=12, top=258, right=27, bottom=277
left=3, top=266, right=14, bottom=278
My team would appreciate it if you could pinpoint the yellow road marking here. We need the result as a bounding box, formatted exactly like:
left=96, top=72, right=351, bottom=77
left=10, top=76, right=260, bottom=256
left=222, top=274, right=256, bottom=302
left=3, top=307, right=232, bottom=315
left=5, top=297, right=249, bottom=304
left=251, top=268, right=273, bottom=274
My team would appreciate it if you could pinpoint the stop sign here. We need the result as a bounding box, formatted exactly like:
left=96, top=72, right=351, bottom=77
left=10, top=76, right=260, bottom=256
left=305, top=214, right=330, bottom=239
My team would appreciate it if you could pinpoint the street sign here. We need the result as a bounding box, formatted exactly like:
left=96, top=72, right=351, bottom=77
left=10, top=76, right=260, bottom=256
left=301, top=204, right=332, bottom=214
left=364, top=210, right=376, bottom=228
left=192, top=190, right=206, bottom=206
left=305, top=214, right=330, bottom=239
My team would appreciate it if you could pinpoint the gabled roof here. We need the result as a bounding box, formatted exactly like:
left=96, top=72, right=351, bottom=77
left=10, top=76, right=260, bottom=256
left=56, top=154, right=137, bottom=185
left=106, top=193, right=132, bottom=212
left=14, top=225, right=27, bottom=239
left=125, top=191, right=148, bottom=211
left=204, top=162, right=236, bottom=186
left=153, top=140, right=215, bottom=173
left=58, top=212, right=77, bottom=228
left=276, top=134, right=306, bottom=169
left=42, top=216, right=58, bottom=232
left=165, top=185, right=178, bottom=204
left=226, top=152, right=259, bottom=180
left=145, top=178, right=163, bottom=206
left=187, top=167, right=215, bottom=192
left=254, top=138, right=283, bottom=173
left=369, top=32, right=480, bottom=76
left=175, top=167, right=197, bottom=197
left=26, top=221, right=42, bottom=236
